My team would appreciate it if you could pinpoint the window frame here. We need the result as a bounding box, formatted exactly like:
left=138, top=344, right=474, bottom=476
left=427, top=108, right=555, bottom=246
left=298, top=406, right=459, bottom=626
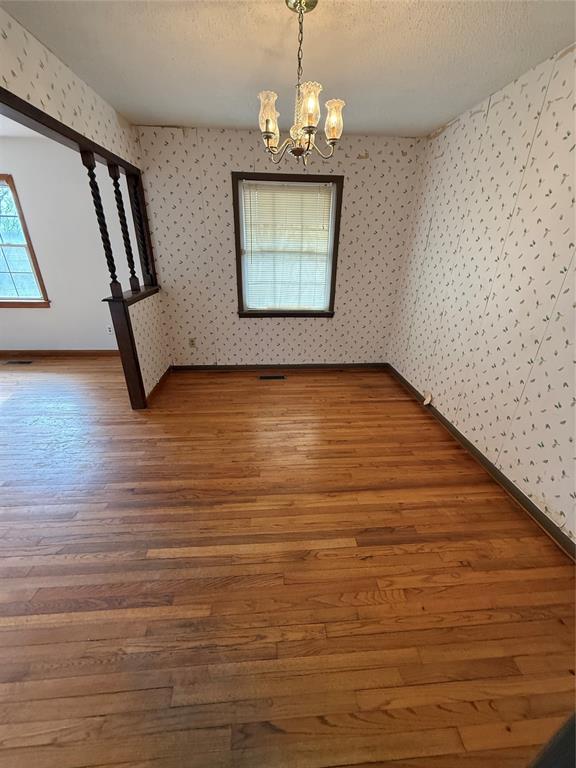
left=232, top=172, right=343, bottom=318
left=0, top=174, right=50, bottom=308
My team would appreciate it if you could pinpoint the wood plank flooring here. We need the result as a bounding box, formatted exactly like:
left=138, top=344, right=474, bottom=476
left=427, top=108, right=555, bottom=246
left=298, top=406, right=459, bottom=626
left=0, top=356, right=573, bottom=767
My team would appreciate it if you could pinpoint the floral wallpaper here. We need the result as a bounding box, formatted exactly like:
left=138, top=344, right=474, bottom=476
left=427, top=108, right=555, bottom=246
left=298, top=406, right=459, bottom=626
left=137, top=47, right=574, bottom=540
left=0, top=8, right=139, bottom=165
left=128, top=292, right=172, bottom=397
left=1, top=6, right=572, bottom=542
left=388, top=46, right=575, bottom=541
left=137, top=127, right=421, bottom=366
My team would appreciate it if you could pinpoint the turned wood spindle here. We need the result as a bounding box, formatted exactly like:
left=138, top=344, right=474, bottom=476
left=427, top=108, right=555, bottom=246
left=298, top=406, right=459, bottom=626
left=127, top=174, right=154, bottom=287
left=108, top=163, right=140, bottom=293
left=80, top=150, right=123, bottom=298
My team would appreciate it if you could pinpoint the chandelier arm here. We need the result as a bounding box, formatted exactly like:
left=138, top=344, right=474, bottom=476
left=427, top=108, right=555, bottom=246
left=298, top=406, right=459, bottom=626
left=311, top=142, right=336, bottom=160
left=266, top=137, right=293, bottom=155
left=267, top=140, right=294, bottom=164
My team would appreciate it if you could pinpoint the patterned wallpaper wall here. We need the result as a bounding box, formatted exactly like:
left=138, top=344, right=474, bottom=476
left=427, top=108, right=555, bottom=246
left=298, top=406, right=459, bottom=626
left=128, top=293, right=172, bottom=396
left=388, top=47, right=575, bottom=541
left=0, top=8, right=139, bottom=165
left=137, top=127, right=421, bottom=366
left=2, top=7, right=572, bottom=541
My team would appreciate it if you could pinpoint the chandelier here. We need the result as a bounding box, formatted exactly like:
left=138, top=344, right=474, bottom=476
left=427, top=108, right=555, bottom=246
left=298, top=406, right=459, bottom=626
left=258, top=0, right=345, bottom=165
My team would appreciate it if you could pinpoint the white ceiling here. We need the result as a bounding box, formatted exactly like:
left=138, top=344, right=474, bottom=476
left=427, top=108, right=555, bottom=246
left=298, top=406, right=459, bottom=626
left=3, top=0, right=575, bottom=136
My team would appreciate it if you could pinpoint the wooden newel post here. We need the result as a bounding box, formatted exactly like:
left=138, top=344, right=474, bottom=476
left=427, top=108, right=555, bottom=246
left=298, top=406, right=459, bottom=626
left=80, top=150, right=123, bottom=298
left=108, top=163, right=140, bottom=293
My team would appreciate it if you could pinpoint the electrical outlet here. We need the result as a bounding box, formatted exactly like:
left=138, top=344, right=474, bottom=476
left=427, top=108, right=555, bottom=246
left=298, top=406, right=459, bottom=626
left=189, top=337, right=196, bottom=349
left=106, top=326, right=113, bottom=335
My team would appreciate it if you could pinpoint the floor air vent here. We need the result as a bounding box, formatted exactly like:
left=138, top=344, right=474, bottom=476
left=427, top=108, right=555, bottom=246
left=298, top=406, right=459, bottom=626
left=259, top=374, right=286, bottom=380
left=4, top=360, right=33, bottom=365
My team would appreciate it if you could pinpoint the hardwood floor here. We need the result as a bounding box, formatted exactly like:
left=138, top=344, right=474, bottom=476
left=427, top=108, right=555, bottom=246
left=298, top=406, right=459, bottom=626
left=0, top=356, right=573, bottom=768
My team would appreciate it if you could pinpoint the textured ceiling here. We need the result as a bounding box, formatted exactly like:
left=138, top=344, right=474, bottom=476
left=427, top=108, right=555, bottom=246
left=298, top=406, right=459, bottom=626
left=3, top=0, right=575, bottom=136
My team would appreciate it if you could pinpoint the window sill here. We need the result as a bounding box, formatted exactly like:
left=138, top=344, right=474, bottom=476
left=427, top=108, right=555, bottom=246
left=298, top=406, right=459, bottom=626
left=0, top=300, right=51, bottom=308
left=239, top=310, right=334, bottom=318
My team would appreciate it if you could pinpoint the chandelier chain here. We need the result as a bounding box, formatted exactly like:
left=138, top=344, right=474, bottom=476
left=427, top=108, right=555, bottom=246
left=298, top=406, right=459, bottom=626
left=297, top=0, right=304, bottom=88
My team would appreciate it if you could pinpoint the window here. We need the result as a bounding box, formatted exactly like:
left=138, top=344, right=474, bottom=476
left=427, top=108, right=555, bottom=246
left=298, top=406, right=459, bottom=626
left=232, top=172, right=343, bottom=317
left=0, top=175, right=49, bottom=307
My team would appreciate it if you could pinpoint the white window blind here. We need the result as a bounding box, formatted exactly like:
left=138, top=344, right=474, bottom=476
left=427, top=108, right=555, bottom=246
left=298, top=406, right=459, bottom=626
left=240, top=180, right=336, bottom=311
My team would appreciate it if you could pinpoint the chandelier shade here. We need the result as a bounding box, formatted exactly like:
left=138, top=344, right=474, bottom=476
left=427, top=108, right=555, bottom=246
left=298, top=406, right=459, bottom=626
left=325, top=99, right=345, bottom=141
left=300, top=81, right=322, bottom=128
left=258, top=91, right=279, bottom=134
left=258, top=0, right=345, bottom=165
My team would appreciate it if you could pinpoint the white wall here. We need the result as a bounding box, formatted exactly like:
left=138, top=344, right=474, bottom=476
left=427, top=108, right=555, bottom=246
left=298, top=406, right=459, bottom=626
left=0, top=136, right=140, bottom=350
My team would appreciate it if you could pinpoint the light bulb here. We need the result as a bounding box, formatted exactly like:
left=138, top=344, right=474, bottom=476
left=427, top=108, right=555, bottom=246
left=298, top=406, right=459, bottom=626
left=258, top=91, right=279, bottom=134
left=324, top=98, right=345, bottom=141
left=299, top=82, right=322, bottom=128
left=270, top=122, right=280, bottom=149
